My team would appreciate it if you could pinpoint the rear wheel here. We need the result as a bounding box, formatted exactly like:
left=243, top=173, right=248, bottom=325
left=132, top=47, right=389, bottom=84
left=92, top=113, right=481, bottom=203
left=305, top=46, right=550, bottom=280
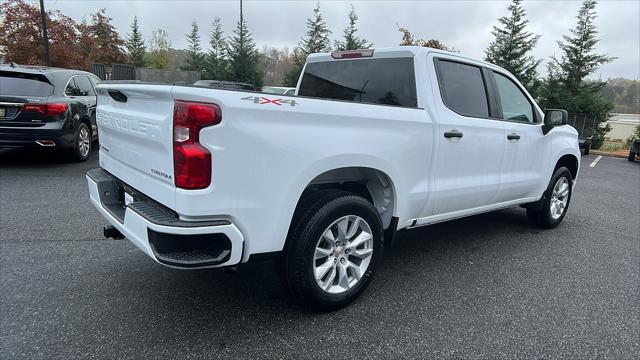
left=69, top=123, right=91, bottom=162
left=527, top=167, right=573, bottom=229
left=629, top=150, right=636, bottom=162
left=583, top=146, right=590, bottom=155
left=280, top=190, right=383, bottom=311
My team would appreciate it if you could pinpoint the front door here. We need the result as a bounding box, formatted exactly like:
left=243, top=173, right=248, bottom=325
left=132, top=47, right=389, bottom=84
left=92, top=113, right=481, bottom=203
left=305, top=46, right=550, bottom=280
left=491, top=71, right=548, bottom=202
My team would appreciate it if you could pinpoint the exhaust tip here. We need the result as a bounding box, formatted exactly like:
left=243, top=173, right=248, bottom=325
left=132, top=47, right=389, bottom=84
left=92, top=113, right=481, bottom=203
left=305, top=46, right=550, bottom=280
left=35, top=140, right=56, bottom=147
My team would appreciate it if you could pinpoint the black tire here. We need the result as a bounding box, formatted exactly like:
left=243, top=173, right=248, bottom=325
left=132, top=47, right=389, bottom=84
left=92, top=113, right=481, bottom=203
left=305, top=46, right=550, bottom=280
left=527, top=167, right=573, bottom=229
left=279, top=190, right=383, bottom=311
left=68, top=122, right=92, bottom=162
left=583, top=146, right=590, bottom=155
left=629, top=151, right=636, bottom=162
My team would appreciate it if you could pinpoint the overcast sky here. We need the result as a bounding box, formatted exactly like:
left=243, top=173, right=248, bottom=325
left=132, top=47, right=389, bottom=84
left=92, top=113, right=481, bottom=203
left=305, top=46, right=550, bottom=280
left=43, top=0, right=639, bottom=80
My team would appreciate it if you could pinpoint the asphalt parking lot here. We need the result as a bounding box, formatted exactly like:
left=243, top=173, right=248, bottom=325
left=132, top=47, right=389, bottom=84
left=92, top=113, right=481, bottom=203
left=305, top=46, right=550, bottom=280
left=1, top=148, right=638, bottom=359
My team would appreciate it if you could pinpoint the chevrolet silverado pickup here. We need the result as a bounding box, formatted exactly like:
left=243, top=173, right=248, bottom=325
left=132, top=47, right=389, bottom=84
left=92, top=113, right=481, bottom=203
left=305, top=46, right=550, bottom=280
left=86, top=47, right=580, bottom=310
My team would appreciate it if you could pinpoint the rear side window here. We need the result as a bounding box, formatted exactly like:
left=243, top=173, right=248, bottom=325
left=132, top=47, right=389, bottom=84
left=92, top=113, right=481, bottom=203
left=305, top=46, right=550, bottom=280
left=298, top=58, right=418, bottom=107
left=65, top=78, right=82, bottom=96
left=73, top=76, right=96, bottom=96
left=493, top=72, right=533, bottom=123
left=436, top=60, right=489, bottom=118
left=0, top=74, right=54, bottom=97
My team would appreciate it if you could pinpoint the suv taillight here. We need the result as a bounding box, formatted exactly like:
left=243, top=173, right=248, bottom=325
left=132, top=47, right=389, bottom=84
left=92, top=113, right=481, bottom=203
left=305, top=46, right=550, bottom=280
left=173, top=100, right=221, bottom=190
left=22, top=103, right=68, bottom=116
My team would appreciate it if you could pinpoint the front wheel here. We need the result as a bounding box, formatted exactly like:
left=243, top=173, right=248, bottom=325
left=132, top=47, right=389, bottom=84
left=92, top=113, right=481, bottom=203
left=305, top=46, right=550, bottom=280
left=280, top=190, right=383, bottom=311
left=629, top=151, right=636, bottom=162
left=527, top=167, right=573, bottom=229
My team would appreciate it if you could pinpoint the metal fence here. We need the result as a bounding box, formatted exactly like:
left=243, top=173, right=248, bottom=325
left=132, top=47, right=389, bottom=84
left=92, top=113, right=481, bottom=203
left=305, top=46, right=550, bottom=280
left=111, top=63, right=136, bottom=80
left=568, top=113, right=597, bottom=138
left=92, top=63, right=107, bottom=80
left=91, top=63, right=200, bottom=84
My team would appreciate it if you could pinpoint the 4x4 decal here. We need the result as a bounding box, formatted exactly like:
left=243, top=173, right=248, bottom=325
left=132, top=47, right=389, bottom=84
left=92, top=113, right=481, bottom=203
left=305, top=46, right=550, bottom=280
left=241, top=96, right=297, bottom=107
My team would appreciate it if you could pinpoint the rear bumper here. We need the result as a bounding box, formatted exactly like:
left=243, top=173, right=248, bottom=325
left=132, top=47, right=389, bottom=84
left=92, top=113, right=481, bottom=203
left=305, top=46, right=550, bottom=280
left=0, top=121, right=74, bottom=148
left=86, top=168, right=244, bottom=269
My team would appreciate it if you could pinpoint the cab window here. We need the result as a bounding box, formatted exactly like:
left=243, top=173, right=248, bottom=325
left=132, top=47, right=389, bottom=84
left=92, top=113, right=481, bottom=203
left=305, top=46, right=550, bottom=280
left=493, top=72, right=534, bottom=123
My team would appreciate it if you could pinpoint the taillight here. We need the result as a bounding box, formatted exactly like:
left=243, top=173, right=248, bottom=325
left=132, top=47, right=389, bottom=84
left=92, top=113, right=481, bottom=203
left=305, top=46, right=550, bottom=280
left=173, top=100, right=221, bottom=190
left=22, top=103, right=69, bottom=116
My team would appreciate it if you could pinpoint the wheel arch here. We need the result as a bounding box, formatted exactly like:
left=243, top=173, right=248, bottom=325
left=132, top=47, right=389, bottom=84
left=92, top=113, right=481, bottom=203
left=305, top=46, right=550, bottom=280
left=293, top=166, right=397, bottom=231
left=554, top=153, right=579, bottom=181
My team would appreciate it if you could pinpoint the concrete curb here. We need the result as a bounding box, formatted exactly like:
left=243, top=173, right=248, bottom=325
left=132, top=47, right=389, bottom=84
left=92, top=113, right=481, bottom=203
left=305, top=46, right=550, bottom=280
left=590, top=150, right=630, bottom=159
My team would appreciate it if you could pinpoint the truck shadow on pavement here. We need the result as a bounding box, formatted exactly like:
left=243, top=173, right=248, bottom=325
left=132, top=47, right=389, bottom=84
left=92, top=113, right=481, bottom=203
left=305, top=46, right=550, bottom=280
left=110, top=207, right=539, bottom=325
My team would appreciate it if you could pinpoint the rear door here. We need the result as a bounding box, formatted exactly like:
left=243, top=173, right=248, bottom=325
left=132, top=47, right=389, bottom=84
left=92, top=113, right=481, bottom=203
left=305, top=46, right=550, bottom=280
left=428, top=57, right=506, bottom=216
left=69, top=75, right=98, bottom=134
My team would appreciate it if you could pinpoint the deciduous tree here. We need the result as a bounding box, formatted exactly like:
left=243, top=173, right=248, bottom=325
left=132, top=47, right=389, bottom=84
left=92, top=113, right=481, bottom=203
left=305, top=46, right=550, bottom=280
left=0, top=0, right=87, bottom=69
left=397, top=27, right=453, bottom=51
left=147, top=29, right=172, bottom=70
left=86, top=8, right=128, bottom=64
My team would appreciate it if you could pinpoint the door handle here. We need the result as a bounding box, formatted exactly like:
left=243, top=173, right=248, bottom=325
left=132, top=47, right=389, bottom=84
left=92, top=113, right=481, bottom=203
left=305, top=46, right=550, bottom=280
left=444, top=130, right=463, bottom=139
left=507, top=133, right=521, bottom=140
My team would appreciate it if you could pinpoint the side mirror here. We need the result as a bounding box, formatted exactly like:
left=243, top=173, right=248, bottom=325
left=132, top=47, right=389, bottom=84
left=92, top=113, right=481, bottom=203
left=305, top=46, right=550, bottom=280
left=544, top=109, right=568, bottom=126
left=542, top=109, right=568, bottom=135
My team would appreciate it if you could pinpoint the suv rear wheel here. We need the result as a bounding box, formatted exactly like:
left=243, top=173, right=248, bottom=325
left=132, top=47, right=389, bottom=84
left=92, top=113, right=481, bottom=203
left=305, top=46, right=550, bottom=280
left=280, top=190, right=383, bottom=311
left=69, top=123, right=91, bottom=162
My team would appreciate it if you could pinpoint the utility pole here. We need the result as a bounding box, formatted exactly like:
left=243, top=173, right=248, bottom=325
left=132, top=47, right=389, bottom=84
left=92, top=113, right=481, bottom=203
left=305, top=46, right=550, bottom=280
left=39, top=0, right=51, bottom=66
left=239, top=0, right=244, bottom=82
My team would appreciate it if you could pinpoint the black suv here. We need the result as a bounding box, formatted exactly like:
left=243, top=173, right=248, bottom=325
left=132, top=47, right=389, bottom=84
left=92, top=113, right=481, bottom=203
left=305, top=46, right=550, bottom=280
left=0, top=64, right=100, bottom=161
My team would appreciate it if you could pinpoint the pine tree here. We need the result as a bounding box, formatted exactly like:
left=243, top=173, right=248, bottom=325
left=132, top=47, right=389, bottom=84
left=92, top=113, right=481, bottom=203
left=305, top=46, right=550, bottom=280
left=226, top=18, right=263, bottom=88
left=334, top=5, right=371, bottom=51
left=125, top=16, right=146, bottom=67
left=183, top=21, right=205, bottom=72
left=484, top=0, right=541, bottom=88
left=552, top=0, right=615, bottom=93
left=284, top=4, right=331, bottom=86
left=204, top=17, right=227, bottom=80
left=540, top=0, right=616, bottom=149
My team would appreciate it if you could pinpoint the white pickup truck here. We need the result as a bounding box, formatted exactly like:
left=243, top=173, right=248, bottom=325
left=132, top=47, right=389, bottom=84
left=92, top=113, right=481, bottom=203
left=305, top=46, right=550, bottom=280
left=87, top=47, right=580, bottom=310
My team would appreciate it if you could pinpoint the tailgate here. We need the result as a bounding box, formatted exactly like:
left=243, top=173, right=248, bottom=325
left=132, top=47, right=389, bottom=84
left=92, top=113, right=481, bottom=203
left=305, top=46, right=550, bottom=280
left=96, top=84, right=176, bottom=209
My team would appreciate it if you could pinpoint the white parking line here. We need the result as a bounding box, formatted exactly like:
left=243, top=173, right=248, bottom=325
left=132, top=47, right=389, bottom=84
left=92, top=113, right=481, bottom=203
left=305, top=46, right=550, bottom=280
left=589, top=155, right=603, bottom=168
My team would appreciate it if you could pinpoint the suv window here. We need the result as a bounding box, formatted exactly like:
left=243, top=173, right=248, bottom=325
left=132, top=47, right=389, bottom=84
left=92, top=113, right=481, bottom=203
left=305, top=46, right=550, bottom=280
left=65, top=78, right=82, bottom=96
left=0, top=73, right=54, bottom=96
left=436, top=60, right=489, bottom=118
left=493, top=72, right=533, bottom=123
left=298, top=58, right=417, bottom=107
left=73, top=76, right=96, bottom=96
